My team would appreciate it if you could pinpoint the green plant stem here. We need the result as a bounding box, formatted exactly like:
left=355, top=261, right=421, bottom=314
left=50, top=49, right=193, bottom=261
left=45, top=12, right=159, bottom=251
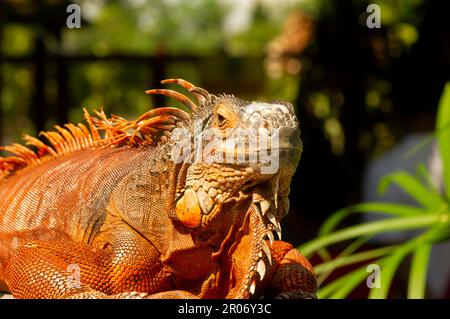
left=368, top=249, right=408, bottom=298
left=437, top=83, right=450, bottom=201
left=300, top=214, right=440, bottom=257
left=318, top=202, right=426, bottom=236
left=317, top=236, right=371, bottom=285
left=318, top=264, right=369, bottom=298
left=407, top=243, right=432, bottom=299
left=315, top=244, right=397, bottom=275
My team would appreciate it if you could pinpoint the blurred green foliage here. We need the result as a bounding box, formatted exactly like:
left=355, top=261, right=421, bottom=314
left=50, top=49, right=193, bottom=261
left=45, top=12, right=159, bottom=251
left=300, top=84, right=450, bottom=299
left=1, top=0, right=426, bottom=141
left=1, top=0, right=294, bottom=142
left=64, top=0, right=225, bottom=55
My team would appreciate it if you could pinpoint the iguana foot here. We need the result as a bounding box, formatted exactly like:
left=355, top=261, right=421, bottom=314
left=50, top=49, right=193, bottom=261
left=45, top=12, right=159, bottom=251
left=275, top=290, right=317, bottom=299
left=267, top=241, right=317, bottom=299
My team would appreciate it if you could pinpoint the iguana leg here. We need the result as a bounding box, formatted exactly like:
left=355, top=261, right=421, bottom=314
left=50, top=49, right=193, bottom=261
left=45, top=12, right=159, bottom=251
left=4, top=231, right=197, bottom=299
left=264, top=241, right=317, bottom=299
left=6, top=240, right=112, bottom=298
left=5, top=240, right=155, bottom=298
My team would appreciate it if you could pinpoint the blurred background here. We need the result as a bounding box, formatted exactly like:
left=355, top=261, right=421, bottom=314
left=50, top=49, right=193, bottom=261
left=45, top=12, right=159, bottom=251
left=1, top=0, right=449, bottom=298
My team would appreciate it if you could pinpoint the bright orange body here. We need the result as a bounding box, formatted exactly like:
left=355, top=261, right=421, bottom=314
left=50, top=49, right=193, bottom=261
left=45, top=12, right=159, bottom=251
left=0, top=79, right=316, bottom=299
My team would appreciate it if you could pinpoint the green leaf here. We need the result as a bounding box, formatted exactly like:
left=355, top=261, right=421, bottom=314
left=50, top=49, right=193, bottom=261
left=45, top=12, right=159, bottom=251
left=407, top=243, right=432, bottom=299
left=318, top=202, right=426, bottom=236
left=318, top=264, right=370, bottom=299
left=314, top=245, right=398, bottom=275
left=416, top=163, right=440, bottom=195
left=316, top=236, right=371, bottom=285
left=316, top=248, right=333, bottom=263
left=402, top=132, right=436, bottom=161
left=368, top=230, right=435, bottom=298
left=436, top=82, right=450, bottom=201
left=378, top=171, right=444, bottom=211
left=318, top=230, right=439, bottom=299
left=299, top=214, right=439, bottom=257
left=368, top=250, right=407, bottom=299
left=369, top=230, right=439, bottom=299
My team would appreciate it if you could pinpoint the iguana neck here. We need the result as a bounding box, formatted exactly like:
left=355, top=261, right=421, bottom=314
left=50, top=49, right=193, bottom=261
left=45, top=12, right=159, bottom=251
left=109, top=144, right=188, bottom=252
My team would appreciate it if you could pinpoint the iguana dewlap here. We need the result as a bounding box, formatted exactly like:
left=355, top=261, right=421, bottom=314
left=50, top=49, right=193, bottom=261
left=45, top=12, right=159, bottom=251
left=0, top=79, right=316, bottom=299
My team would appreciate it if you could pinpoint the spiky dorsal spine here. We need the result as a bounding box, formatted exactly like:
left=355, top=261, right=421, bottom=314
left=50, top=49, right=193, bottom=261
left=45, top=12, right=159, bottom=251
left=0, top=78, right=212, bottom=180
left=0, top=106, right=189, bottom=180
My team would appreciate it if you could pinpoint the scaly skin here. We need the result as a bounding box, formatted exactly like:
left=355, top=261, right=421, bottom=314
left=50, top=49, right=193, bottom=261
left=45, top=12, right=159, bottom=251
left=0, top=79, right=316, bottom=299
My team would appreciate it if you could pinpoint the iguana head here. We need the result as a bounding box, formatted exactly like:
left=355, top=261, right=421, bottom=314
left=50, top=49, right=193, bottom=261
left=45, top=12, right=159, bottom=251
left=149, top=79, right=302, bottom=297
left=172, top=95, right=302, bottom=229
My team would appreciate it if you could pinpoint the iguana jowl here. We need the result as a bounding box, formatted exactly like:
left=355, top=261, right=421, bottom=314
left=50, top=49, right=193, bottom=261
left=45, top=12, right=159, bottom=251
left=0, top=79, right=316, bottom=299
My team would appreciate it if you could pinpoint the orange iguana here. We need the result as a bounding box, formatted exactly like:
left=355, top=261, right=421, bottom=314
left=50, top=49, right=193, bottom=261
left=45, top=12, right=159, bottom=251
left=0, top=79, right=316, bottom=299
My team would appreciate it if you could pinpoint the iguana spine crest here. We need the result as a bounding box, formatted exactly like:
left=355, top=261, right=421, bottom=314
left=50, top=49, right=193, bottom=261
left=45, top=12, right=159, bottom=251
left=0, top=79, right=208, bottom=180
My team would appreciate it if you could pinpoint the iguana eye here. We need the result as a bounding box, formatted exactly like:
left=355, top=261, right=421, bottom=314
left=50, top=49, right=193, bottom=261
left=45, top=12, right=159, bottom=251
left=216, top=113, right=227, bottom=127
left=212, top=102, right=238, bottom=130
